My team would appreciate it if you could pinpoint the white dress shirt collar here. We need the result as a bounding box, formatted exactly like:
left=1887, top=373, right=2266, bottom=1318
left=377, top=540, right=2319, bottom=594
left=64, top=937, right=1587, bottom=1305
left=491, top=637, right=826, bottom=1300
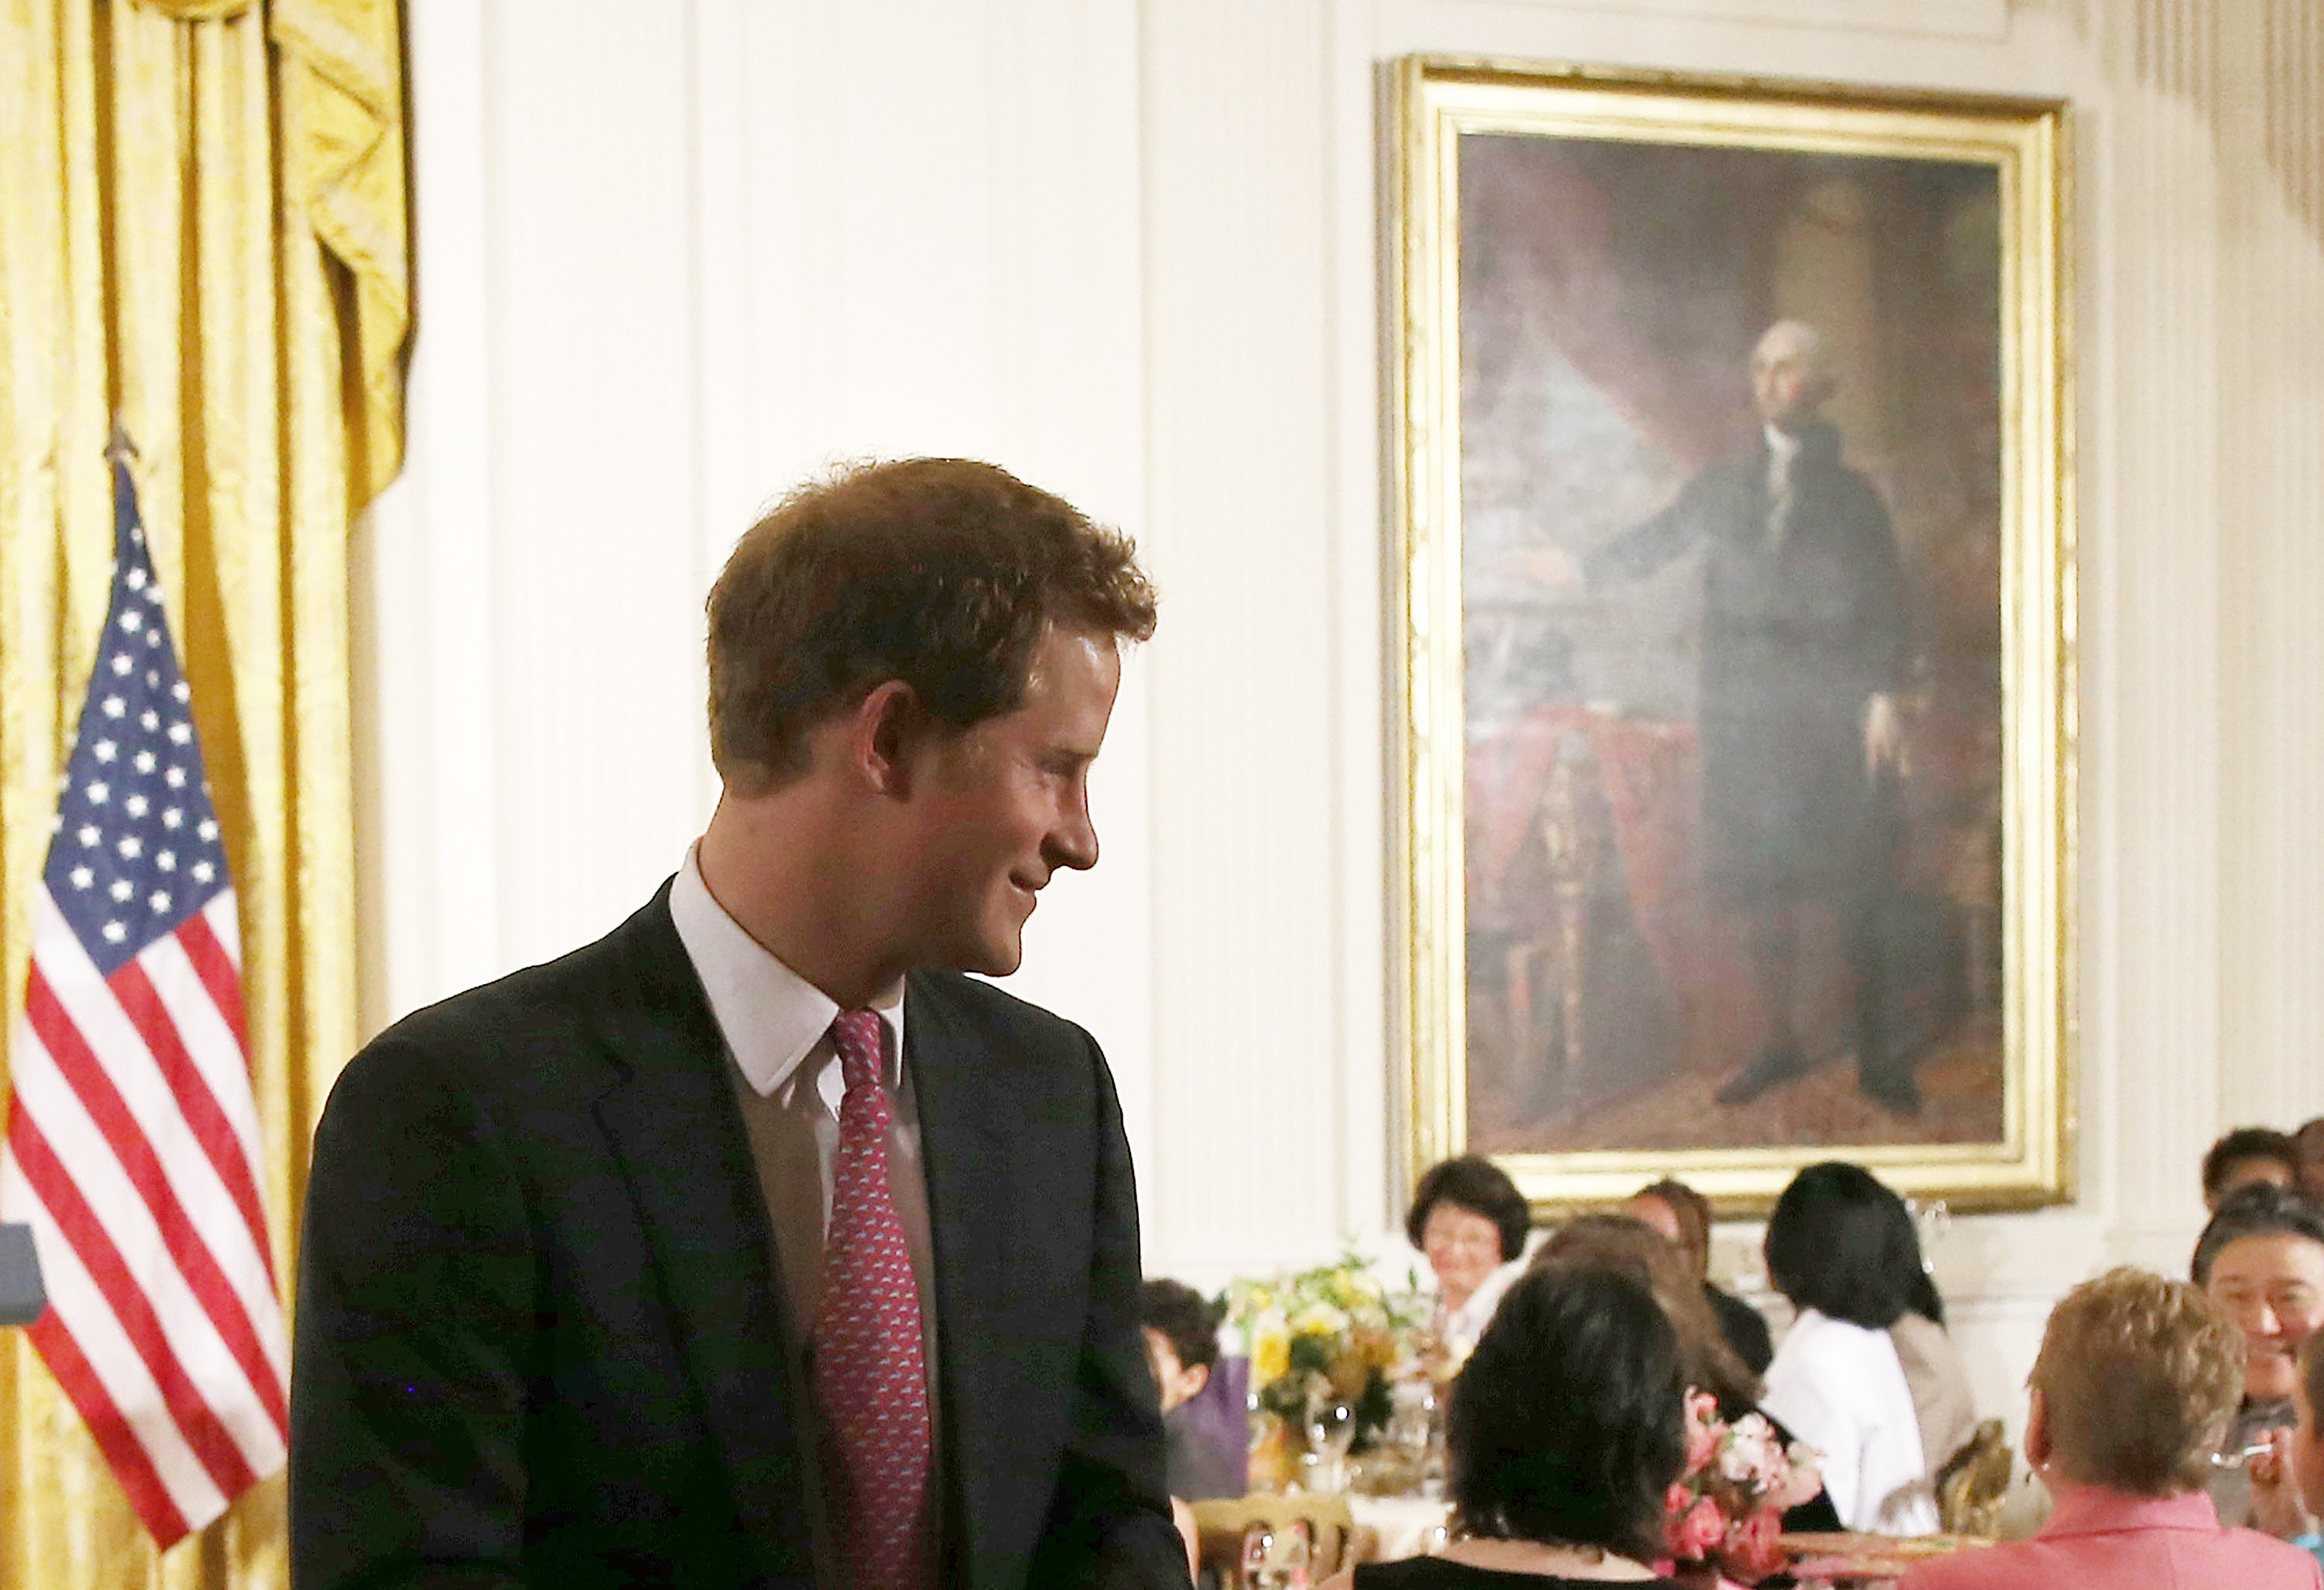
left=668, top=843, right=905, bottom=1099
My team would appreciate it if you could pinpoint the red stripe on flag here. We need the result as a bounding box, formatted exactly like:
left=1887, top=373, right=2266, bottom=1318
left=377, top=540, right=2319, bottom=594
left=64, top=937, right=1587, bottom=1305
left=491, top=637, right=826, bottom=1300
left=24, top=1303, right=193, bottom=1546
left=7, top=1112, right=260, bottom=1503
left=26, top=969, right=287, bottom=1434
left=174, top=910, right=246, bottom=1051
left=111, top=954, right=277, bottom=1286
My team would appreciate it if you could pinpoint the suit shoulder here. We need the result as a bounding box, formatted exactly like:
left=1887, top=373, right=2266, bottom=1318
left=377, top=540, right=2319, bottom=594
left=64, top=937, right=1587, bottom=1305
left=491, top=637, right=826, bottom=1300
left=334, top=888, right=684, bottom=1103
left=365, top=929, right=619, bottom=1053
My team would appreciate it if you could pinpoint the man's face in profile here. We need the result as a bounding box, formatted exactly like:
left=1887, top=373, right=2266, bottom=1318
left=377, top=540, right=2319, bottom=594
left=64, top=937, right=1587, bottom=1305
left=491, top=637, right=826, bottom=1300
left=892, top=625, right=1121, bottom=977
left=1751, top=326, right=1827, bottom=431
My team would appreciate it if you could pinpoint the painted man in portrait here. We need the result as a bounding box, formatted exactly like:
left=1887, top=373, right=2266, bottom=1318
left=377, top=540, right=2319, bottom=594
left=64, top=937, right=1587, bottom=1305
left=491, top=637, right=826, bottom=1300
left=1547, top=321, right=1917, bottom=1114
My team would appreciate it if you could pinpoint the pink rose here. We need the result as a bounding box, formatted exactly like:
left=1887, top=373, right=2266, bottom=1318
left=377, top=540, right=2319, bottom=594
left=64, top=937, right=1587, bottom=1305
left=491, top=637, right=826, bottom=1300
left=1674, top=1496, right=1728, bottom=1561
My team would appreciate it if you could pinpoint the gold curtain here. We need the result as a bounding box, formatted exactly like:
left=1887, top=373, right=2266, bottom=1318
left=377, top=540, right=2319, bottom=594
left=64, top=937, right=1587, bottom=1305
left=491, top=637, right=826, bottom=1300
left=0, top=0, right=407, bottom=1584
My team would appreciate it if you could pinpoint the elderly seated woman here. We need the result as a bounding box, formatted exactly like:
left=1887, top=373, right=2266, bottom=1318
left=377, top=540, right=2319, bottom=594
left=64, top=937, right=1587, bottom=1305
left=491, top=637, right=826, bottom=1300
left=1322, top=1265, right=1690, bottom=1588
left=1407, top=1154, right=1532, bottom=1358
left=1898, top=1267, right=2322, bottom=1590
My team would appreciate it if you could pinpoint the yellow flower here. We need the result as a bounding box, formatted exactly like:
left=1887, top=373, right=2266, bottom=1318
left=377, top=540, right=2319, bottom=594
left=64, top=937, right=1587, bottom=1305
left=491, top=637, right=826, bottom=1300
left=1252, top=1325, right=1291, bottom=1388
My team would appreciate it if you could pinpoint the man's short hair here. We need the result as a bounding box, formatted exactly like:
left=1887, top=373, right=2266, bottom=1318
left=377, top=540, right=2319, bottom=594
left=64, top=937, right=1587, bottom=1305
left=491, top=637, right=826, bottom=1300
left=706, top=458, right=1157, bottom=791
left=1136, top=1279, right=1220, bottom=1373
left=2030, top=1267, right=2243, bottom=1496
left=2192, top=1181, right=2324, bottom=1286
left=2200, top=1127, right=2300, bottom=1201
left=1405, top=1155, right=1531, bottom=1263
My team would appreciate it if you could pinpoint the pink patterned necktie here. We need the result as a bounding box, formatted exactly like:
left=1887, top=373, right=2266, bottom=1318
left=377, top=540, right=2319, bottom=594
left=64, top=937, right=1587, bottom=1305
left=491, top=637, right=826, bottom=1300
left=813, top=1010, right=931, bottom=1590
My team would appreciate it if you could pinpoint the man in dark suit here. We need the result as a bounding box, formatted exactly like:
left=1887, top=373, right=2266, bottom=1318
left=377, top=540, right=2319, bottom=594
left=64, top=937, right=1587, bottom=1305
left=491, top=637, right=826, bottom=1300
left=1580, top=321, right=1913, bottom=1114
left=290, top=459, right=1189, bottom=1589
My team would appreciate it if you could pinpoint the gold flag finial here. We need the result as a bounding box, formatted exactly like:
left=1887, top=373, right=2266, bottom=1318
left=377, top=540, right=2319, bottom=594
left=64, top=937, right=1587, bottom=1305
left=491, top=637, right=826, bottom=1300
left=104, top=416, right=138, bottom=466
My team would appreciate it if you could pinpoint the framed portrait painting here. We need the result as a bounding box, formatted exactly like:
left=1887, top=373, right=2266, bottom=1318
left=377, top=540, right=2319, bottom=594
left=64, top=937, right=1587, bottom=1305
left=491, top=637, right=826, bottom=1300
left=1389, top=57, right=2074, bottom=1214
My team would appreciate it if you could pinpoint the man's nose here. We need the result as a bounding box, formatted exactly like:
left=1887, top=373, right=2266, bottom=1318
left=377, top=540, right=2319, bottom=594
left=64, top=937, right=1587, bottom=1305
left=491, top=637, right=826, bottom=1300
left=1050, top=788, right=1098, bottom=872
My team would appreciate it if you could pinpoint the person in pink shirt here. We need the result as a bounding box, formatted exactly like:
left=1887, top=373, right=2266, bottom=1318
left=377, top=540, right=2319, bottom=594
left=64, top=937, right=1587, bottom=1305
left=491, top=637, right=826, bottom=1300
left=1900, top=1266, right=2322, bottom=1590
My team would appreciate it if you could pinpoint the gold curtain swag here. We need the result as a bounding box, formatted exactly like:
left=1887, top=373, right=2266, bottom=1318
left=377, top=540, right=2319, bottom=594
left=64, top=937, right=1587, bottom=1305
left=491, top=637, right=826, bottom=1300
left=0, top=1, right=409, bottom=1585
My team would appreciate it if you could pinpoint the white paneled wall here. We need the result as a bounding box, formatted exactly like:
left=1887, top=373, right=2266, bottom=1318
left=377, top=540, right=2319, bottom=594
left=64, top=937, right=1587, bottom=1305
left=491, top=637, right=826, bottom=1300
left=359, top=0, right=2324, bottom=1437
left=1141, top=0, right=1353, bottom=1271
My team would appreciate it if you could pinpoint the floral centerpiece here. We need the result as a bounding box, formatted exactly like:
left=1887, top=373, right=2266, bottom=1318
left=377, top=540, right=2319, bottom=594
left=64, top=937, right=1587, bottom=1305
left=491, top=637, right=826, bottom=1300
left=1659, top=1390, right=1824, bottom=1587
left=1222, top=1253, right=1427, bottom=1463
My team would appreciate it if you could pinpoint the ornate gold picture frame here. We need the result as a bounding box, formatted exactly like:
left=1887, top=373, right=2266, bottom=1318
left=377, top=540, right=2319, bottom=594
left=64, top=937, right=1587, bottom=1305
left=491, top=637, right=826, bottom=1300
left=1389, top=57, right=2073, bottom=1215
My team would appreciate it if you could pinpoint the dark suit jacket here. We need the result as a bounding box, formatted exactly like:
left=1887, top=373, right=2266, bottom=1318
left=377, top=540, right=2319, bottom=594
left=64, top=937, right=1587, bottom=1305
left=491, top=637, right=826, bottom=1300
left=289, top=884, right=1187, bottom=1590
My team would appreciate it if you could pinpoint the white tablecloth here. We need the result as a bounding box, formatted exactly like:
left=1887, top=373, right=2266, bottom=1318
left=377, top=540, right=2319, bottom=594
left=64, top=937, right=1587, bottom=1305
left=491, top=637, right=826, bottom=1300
left=1345, top=1493, right=1452, bottom=1561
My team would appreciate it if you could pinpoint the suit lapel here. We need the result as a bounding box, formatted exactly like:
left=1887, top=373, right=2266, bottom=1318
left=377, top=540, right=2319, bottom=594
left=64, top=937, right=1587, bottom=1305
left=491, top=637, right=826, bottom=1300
left=587, top=891, right=819, bottom=1585
left=905, top=974, right=1022, bottom=1588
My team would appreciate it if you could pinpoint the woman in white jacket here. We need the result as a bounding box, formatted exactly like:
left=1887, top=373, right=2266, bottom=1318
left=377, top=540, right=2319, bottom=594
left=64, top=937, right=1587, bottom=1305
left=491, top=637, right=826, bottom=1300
left=1760, top=1162, right=1972, bottom=1536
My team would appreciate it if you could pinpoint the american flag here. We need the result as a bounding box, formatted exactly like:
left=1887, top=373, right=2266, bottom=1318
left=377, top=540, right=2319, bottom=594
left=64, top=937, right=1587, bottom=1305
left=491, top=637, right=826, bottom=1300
left=0, top=459, right=287, bottom=1544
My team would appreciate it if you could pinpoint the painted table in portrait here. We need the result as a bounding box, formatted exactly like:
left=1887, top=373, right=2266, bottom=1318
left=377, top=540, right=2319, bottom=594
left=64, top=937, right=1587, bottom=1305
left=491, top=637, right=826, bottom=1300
left=1388, top=58, right=2074, bottom=1214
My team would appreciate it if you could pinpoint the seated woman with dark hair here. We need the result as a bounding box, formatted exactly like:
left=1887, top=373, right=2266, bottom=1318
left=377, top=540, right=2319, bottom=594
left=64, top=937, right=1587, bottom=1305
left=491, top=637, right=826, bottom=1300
left=1535, top=1214, right=1841, bottom=1533
left=1322, top=1266, right=1690, bottom=1588
left=2192, top=1182, right=2324, bottom=1526
left=1408, top=1154, right=1532, bottom=1357
left=1899, top=1267, right=2322, bottom=1590
left=1760, top=1162, right=1973, bottom=1535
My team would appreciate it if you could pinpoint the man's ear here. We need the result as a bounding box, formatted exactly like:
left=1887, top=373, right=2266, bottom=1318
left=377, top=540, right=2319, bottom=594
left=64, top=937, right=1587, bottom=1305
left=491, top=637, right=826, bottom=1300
left=846, top=680, right=924, bottom=798
left=2023, top=1386, right=2051, bottom=1472
left=1185, top=1362, right=1209, bottom=1400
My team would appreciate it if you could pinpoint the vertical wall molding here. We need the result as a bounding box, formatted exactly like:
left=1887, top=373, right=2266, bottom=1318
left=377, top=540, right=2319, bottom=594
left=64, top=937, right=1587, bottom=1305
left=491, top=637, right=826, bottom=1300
left=1139, top=0, right=1346, bottom=1275
left=2212, top=0, right=2324, bottom=1132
